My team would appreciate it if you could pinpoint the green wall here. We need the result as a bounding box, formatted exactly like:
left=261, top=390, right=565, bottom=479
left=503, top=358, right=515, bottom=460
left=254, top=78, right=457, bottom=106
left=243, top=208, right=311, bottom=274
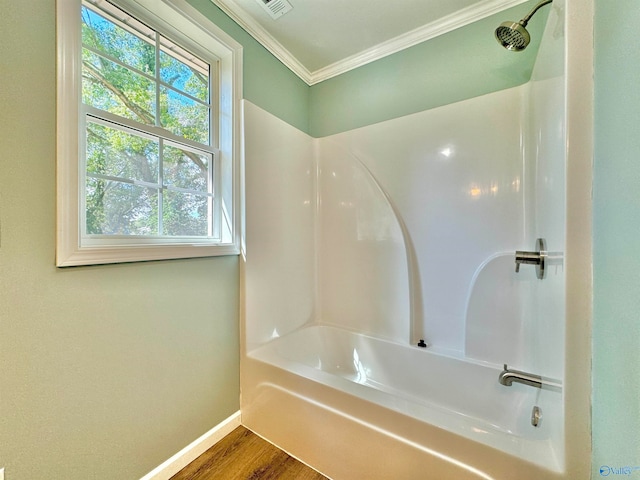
left=309, top=0, right=546, bottom=137
left=593, top=0, right=640, bottom=475
left=191, top=0, right=545, bottom=139
left=188, top=0, right=310, bottom=134
left=189, top=0, right=545, bottom=141
left=0, top=0, right=307, bottom=479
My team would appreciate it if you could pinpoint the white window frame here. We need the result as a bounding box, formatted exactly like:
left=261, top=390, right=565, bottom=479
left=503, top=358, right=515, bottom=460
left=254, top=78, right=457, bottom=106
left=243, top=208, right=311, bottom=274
left=57, top=0, right=243, bottom=266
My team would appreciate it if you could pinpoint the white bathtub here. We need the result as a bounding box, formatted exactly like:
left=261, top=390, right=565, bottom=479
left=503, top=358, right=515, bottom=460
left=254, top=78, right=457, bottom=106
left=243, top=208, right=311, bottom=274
left=245, top=325, right=564, bottom=479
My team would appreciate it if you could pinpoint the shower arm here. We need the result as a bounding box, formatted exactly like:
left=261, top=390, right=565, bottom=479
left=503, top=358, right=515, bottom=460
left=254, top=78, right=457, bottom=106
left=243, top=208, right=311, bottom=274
left=521, top=0, right=553, bottom=26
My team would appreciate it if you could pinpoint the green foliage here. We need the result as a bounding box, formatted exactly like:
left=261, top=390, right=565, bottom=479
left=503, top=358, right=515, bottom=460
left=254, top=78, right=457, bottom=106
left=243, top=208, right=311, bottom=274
left=81, top=4, right=213, bottom=237
left=159, top=87, right=209, bottom=144
left=160, top=48, right=208, bottom=102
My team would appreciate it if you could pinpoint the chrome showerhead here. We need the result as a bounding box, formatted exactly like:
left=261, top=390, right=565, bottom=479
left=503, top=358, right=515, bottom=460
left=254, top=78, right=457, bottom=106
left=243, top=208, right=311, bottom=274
left=495, top=21, right=530, bottom=51
left=495, top=0, right=552, bottom=52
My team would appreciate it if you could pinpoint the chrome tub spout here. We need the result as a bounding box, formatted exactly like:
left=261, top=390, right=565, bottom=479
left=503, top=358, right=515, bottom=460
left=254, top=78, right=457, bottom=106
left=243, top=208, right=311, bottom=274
left=499, top=364, right=562, bottom=392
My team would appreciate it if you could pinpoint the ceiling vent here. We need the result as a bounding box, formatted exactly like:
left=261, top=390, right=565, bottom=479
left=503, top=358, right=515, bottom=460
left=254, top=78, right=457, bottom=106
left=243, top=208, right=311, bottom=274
left=255, top=0, right=293, bottom=20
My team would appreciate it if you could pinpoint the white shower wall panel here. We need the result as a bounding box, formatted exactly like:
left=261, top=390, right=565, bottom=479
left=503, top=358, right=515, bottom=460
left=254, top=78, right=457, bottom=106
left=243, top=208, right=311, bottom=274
left=318, top=87, right=527, bottom=352
left=242, top=101, right=316, bottom=351
left=318, top=139, right=411, bottom=343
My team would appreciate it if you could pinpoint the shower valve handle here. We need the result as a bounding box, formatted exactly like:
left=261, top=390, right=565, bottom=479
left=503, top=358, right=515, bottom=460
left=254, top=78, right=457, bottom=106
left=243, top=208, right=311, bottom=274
left=515, top=251, right=542, bottom=271
left=515, top=238, right=547, bottom=279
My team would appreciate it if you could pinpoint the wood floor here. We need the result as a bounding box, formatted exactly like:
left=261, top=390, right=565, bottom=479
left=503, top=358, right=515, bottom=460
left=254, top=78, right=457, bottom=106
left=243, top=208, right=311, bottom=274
left=170, top=426, right=329, bottom=480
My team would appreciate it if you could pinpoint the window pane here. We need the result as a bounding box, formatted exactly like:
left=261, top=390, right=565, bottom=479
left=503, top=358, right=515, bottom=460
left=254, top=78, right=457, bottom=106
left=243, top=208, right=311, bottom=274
left=160, top=44, right=209, bottom=103
left=81, top=5, right=155, bottom=76
left=163, top=144, right=210, bottom=192
left=83, top=49, right=156, bottom=125
left=86, top=179, right=158, bottom=235
left=160, top=87, right=210, bottom=144
left=86, top=121, right=159, bottom=183
left=162, top=191, right=210, bottom=236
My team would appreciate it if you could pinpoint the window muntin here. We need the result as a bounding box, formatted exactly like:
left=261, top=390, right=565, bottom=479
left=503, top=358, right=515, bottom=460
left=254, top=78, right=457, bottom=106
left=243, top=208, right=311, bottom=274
left=80, top=0, right=216, bottom=242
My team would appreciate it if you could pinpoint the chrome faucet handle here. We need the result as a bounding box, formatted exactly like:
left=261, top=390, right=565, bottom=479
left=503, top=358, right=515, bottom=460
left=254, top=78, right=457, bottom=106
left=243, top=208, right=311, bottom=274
left=514, top=238, right=547, bottom=279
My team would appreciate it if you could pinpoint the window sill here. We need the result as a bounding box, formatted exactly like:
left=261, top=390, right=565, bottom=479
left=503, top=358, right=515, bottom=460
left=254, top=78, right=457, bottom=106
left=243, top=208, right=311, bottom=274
left=56, top=242, right=240, bottom=267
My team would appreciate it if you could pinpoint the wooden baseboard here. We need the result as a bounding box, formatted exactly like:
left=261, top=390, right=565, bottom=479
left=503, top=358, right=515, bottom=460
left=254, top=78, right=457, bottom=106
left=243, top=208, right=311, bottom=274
left=140, top=411, right=242, bottom=480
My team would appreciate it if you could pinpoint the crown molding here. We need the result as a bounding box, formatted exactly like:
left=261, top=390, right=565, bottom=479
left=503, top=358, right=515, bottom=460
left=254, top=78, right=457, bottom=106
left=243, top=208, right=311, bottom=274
left=211, top=0, right=313, bottom=84
left=211, top=0, right=528, bottom=86
left=311, top=0, right=529, bottom=84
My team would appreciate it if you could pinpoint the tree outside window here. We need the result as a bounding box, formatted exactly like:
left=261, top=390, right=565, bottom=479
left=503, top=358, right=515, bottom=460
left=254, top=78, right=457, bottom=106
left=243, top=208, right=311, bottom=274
left=81, top=2, right=216, bottom=239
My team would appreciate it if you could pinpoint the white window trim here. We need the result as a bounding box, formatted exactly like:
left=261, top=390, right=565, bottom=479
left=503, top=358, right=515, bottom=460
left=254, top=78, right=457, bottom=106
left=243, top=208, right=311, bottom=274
left=56, top=0, right=243, bottom=266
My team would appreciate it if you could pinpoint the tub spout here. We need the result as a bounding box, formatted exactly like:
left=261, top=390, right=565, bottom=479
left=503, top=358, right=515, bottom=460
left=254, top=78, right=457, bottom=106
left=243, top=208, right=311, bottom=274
left=499, top=364, right=562, bottom=392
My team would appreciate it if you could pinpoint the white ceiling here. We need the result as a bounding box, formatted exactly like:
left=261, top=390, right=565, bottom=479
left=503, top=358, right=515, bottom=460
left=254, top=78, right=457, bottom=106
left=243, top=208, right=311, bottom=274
left=210, top=0, right=528, bottom=85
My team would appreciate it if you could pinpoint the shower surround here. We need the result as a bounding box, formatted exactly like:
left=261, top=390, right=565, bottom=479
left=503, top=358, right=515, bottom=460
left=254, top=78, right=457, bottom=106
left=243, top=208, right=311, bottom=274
left=241, top=1, right=591, bottom=478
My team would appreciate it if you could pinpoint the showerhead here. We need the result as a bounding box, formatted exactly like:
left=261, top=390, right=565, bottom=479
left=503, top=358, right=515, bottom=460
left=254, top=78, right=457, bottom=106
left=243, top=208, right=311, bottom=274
left=495, top=0, right=552, bottom=52
left=495, top=21, right=530, bottom=51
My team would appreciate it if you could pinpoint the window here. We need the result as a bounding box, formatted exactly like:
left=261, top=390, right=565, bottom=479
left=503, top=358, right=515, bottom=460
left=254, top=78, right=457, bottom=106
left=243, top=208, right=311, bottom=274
left=57, top=0, right=243, bottom=266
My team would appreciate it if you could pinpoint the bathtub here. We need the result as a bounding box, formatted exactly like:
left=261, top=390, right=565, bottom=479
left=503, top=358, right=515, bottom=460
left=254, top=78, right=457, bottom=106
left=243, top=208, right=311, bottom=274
left=243, top=325, right=564, bottom=480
